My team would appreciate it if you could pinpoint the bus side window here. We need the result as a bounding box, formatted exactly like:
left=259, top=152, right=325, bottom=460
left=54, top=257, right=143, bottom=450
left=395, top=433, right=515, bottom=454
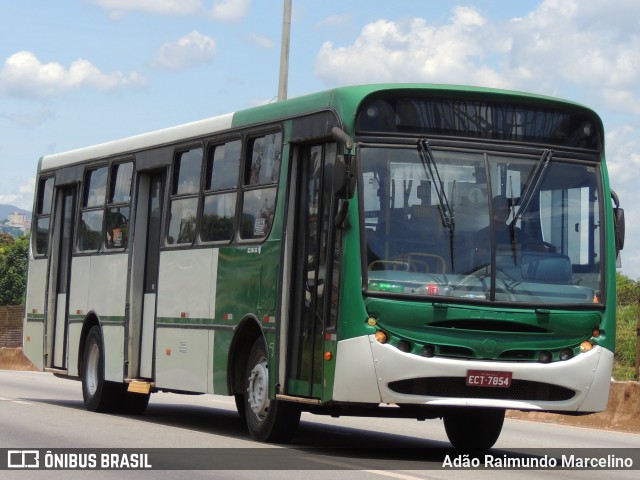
left=240, top=132, right=281, bottom=240
left=79, top=166, right=107, bottom=252
left=34, top=177, right=54, bottom=256
left=105, top=162, right=133, bottom=249
left=201, top=140, right=240, bottom=243
left=167, top=147, right=203, bottom=246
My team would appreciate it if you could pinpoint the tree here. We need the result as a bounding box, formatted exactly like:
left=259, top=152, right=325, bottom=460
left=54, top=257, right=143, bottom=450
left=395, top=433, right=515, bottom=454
left=0, top=236, right=28, bottom=306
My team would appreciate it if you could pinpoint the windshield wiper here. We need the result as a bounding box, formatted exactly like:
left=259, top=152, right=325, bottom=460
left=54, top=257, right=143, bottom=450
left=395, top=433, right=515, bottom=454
left=418, top=139, right=455, bottom=270
left=512, top=149, right=553, bottom=227
left=418, top=139, right=454, bottom=228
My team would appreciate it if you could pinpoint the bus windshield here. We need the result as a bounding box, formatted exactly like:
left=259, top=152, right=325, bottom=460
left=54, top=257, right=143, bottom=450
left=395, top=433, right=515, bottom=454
left=361, top=145, right=603, bottom=305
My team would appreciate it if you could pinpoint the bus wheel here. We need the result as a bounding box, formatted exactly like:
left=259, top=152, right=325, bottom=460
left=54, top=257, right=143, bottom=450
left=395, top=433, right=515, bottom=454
left=234, top=394, right=246, bottom=419
left=81, top=325, right=124, bottom=413
left=443, top=408, right=505, bottom=449
left=244, top=338, right=300, bottom=442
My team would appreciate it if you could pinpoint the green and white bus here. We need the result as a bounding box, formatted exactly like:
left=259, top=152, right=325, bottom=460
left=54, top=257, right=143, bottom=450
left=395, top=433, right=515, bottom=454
left=24, top=84, right=625, bottom=449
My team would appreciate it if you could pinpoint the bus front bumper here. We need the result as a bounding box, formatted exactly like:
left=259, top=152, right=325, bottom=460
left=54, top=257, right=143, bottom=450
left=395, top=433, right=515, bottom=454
left=332, top=335, right=613, bottom=413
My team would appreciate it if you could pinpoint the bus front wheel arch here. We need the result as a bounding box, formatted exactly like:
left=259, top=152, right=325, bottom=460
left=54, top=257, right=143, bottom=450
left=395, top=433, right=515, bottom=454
left=228, top=316, right=263, bottom=418
left=243, top=337, right=301, bottom=443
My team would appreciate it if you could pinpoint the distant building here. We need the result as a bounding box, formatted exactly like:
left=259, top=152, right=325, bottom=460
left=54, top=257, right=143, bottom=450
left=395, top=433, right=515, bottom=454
left=7, top=212, right=27, bottom=227
left=1, top=212, right=30, bottom=237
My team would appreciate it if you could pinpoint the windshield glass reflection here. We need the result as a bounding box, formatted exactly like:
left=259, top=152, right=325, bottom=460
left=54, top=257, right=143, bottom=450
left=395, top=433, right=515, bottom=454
left=361, top=146, right=602, bottom=304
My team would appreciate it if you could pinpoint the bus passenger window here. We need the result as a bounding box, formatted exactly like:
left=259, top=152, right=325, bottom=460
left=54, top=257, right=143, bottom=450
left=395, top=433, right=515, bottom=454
left=105, top=162, right=133, bottom=249
left=244, top=133, right=282, bottom=186
left=202, top=193, right=236, bottom=242
left=240, top=188, right=276, bottom=240
left=168, top=147, right=202, bottom=245
left=34, top=177, right=54, bottom=256
left=206, top=140, right=240, bottom=191
left=201, top=140, right=240, bottom=243
left=79, top=166, right=107, bottom=252
left=240, top=132, right=281, bottom=240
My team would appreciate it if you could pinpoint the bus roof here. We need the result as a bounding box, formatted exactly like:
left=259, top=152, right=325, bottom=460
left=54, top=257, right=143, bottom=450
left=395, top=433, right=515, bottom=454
left=39, top=83, right=601, bottom=172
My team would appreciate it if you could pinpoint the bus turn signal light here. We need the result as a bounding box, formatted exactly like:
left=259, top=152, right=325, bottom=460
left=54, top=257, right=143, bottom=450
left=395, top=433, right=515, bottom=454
left=580, top=340, right=593, bottom=353
left=375, top=330, right=388, bottom=344
left=324, top=351, right=332, bottom=361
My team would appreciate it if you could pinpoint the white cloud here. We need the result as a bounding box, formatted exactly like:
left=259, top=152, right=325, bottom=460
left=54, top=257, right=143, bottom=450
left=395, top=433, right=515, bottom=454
left=313, top=0, right=640, bottom=279
left=314, top=0, right=640, bottom=110
left=210, top=0, right=251, bottom=22
left=89, top=0, right=251, bottom=22
left=316, top=7, right=506, bottom=87
left=315, top=14, right=351, bottom=30
left=607, top=125, right=640, bottom=279
left=0, top=51, right=146, bottom=99
left=315, top=8, right=505, bottom=88
left=89, top=0, right=203, bottom=19
left=246, top=33, right=275, bottom=49
left=504, top=0, right=640, bottom=100
left=153, top=31, right=217, bottom=71
left=0, top=106, right=54, bottom=127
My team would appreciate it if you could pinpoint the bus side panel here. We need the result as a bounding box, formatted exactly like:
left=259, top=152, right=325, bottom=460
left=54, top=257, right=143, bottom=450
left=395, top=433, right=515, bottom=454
left=68, top=254, right=128, bottom=380
left=332, top=336, right=382, bottom=403
left=155, top=328, right=213, bottom=393
left=23, top=258, right=48, bottom=370
left=155, top=249, right=217, bottom=392
left=68, top=257, right=90, bottom=376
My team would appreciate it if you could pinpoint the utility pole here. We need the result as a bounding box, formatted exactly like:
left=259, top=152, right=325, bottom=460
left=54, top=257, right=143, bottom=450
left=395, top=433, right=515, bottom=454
left=635, top=294, right=639, bottom=380
left=278, top=0, right=292, bottom=101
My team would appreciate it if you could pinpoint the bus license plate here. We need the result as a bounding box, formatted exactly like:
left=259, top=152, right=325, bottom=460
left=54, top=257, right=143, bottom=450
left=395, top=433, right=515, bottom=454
left=466, top=370, right=512, bottom=388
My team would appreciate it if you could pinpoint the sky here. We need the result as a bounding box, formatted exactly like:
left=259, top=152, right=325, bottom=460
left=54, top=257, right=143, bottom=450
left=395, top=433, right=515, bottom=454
left=1, top=0, right=640, bottom=279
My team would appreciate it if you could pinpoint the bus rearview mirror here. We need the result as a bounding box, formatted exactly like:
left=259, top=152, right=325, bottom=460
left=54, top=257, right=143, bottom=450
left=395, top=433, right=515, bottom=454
left=334, top=154, right=356, bottom=200
left=611, top=190, right=625, bottom=253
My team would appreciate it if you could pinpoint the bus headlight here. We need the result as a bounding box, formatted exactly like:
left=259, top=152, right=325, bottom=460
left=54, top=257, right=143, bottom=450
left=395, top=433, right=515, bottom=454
left=559, top=348, right=573, bottom=361
left=538, top=351, right=552, bottom=363
left=421, top=345, right=435, bottom=357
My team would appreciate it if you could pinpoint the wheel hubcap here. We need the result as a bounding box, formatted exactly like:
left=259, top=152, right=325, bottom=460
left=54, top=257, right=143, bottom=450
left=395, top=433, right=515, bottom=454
left=86, top=343, right=100, bottom=396
left=247, top=358, right=269, bottom=421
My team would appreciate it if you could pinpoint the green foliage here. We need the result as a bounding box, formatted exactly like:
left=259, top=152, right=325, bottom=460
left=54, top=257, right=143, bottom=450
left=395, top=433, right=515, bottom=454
left=616, top=272, right=640, bottom=306
left=0, top=235, right=29, bottom=306
left=0, top=232, right=15, bottom=248
left=614, top=273, right=638, bottom=380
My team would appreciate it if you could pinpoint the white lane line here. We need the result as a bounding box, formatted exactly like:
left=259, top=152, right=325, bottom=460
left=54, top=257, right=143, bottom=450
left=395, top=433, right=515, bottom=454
left=0, top=396, right=33, bottom=405
left=307, top=456, right=428, bottom=480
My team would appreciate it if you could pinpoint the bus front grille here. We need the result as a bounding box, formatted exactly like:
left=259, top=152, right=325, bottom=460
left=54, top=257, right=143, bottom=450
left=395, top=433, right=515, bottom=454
left=388, top=377, right=575, bottom=402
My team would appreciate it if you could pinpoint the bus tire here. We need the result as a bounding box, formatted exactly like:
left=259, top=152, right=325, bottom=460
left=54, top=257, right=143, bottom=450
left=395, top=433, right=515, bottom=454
left=81, top=325, right=124, bottom=413
left=443, top=408, right=505, bottom=449
left=234, top=394, right=246, bottom=419
left=120, top=391, right=150, bottom=415
left=244, top=338, right=300, bottom=442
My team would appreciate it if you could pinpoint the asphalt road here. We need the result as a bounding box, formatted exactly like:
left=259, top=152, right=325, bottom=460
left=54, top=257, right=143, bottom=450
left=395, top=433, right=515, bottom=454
left=0, top=370, right=638, bottom=480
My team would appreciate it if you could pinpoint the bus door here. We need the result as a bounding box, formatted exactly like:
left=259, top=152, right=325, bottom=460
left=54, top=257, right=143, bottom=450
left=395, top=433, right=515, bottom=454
left=48, top=187, right=76, bottom=370
left=128, top=172, right=165, bottom=379
left=287, top=143, right=339, bottom=398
